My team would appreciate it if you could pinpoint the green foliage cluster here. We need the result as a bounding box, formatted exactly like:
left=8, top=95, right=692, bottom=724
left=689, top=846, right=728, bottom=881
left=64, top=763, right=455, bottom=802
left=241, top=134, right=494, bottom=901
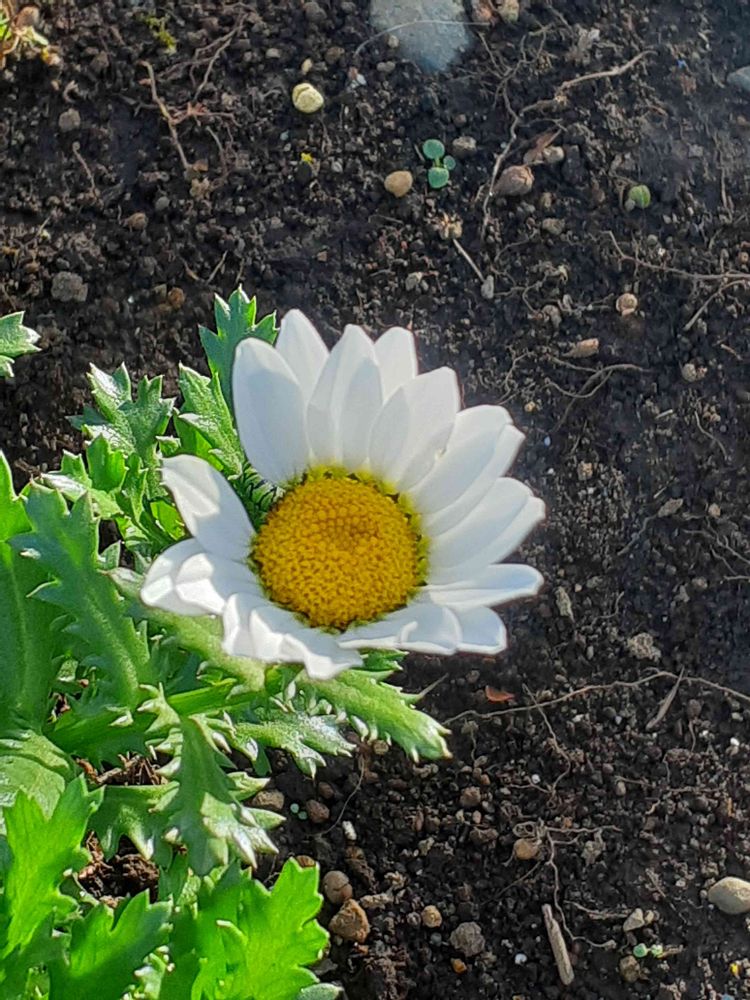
left=0, top=288, right=450, bottom=997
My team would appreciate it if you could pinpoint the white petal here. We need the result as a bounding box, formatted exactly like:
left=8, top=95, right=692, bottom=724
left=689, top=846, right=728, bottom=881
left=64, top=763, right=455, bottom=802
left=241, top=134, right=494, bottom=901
left=425, top=564, right=544, bottom=609
left=141, top=539, right=205, bottom=615
left=275, top=310, right=329, bottom=402
left=162, top=456, right=253, bottom=560
left=455, top=607, right=507, bottom=653
left=431, top=493, right=546, bottom=584
left=374, top=326, right=418, bottom=399
left=339, top=601, right=461, bottom=654
left=232, top=338, right=309, bottom=484
left=424, top=427, right=527, bottom=537
left=222, top=593, right=285, bottom=660
left=222, top=596, right=362, bottom=678
left=306, top=325, right=381, bottom=468
left=279, top=627, right=363, bottom=680
left=175, top=551, right=261, bottom=615
left=368, top=368, right=460, bottom=490
left=412, top=406, right=513, bottom=516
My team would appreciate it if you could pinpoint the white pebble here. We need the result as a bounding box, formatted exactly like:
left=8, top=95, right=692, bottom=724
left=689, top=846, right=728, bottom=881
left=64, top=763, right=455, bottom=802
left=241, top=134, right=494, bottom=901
left=514, top=952, right=528, bottom=965
left=342, top=820, right=357, bottom=842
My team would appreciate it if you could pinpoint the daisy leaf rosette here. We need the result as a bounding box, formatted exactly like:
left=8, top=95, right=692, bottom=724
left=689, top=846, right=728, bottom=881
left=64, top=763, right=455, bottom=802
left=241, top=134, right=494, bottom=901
left=141, top=312, right=545, bottom=680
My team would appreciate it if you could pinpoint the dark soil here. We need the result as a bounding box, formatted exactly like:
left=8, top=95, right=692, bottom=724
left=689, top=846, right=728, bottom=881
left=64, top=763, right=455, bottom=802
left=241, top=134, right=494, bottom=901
left=2, top=0, right=750, bottom=997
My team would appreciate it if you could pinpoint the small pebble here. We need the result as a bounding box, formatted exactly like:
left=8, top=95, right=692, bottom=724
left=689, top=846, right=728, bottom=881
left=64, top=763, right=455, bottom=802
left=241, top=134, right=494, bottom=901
left=124, top=212, right=148, bottom=231
left=541, top=218, right=565, bottom=236
left=513, top=838, right=542, bottom=861
left=303, top=0, right=326, bottom=23
left=494, top=164, right=534, bottom=197
left=514, top=952, right=528, bottom=965
left=322, top=870, right=353, bottom=906
left=459, top=786, right=482, bottom=809
left=481, top=275, right=495, bottom=300
left=384, top=170, right=413, bottom=197
left=627, top=632, right=662, bottom=663
left=542, top=145, right=565, bottom=165
left=451, top=135, right=478, bottom=159
left=329, top=899, right=370, bottom=942
left=623, top=908, right=645, bottom=932
left=707, top=876, right=750, bottom=914
left=616, top=292, right=638, bottom=316
left=58, top=108, right=81, bottom=133
left=449, top=921, right=485, bottom=957
left=342, top=820, right=357, bottom=842
left=306, top=799, right=330, bottom=824
left=728, top=66, right=750, bottom=94
left=619, top=955, right=641, bottom=983
left=51, top=271, right=88, bottom=303
left=497, top=0, right=520, bottom=23
left=421, top=904, right=443, bottom=928
left=252, top=789, right=285, bottom=810
left=292, top=82, right=324, bottom=113
left=451, top=958, right=467, bottom=974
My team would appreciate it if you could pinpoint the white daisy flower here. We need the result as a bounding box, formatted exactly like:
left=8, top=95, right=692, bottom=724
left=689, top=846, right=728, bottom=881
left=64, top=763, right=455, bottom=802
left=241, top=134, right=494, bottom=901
left=141, top=312, right=545, bottom=680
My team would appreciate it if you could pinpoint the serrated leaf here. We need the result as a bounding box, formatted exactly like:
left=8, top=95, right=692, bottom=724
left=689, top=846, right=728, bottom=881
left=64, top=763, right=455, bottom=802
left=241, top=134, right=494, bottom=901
left=91, top=784, right=172, bottom=865
left=44, top=437, right=126, bottom=520
left=299, top=666, right=450, bottom=762
left=216, top=859, right=328, bottom=1000
left=0, top=777, right=101, bottom=974
left=0, top=311, right=40, bottom=378
left=12, top=488, right=153, bottom=750
left=0, top=455, right=62, bottom=725
left=48, top=892, right=170, bottom=1000
left=0, top=729, right=74, bottom=828
left=232, top=712, right=352, bottom=777
left=175, top=366, right=246, bottom=477
left=155, top=717, right=280, bottom=874
left=73, top=365, right=174, bottom=481
left=199, top=288, right=277, bottom=409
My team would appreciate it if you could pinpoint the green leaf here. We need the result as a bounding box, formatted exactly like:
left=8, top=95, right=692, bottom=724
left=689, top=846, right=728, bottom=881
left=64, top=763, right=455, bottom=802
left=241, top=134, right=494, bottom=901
left=199, top=288, right=277, bottom=410
left=48, top=892, right=170, bottom=1000
left=155, top=717, right=281, bottom=874
left=44, top=437, right=127, bottom=521
left=298, top=986, right=342, bottom=1000
left=12, top=487, right=153, bottom=720
left=175, top=366, right=245, bottom=477
left=91, top=784, right=173, bottom=865
left=0, top=311, right=40, bottom=378
left=0, top=729, right=74, bottom=828
left=0, top=457, right=63, bottom=726
left=298, top=664, right=450, bottom=762
left=73, top=364, right=174, bottom=475
left=422, top=138, right=445, bottom=161
left=428, top=165, right=450, bottom=189
left=232, top=712, right=353, bottom=777
left=0, top=777, right=101, bottom=975
left=443, top=154, right=457, bottom=171
left=217, top=859, right=328, bottom=1000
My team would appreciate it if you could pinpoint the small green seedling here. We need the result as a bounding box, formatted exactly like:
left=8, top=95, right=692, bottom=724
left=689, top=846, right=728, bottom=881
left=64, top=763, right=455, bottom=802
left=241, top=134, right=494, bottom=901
left=422, top=138, right=456, bottom=190
left=633, top=943, right=663, bottom=960
left=625, top=184, right=651, bottom=211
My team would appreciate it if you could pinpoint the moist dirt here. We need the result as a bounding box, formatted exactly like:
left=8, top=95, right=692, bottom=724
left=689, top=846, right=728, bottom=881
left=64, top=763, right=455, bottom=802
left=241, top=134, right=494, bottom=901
left=2, top=1, right=750, bottom=997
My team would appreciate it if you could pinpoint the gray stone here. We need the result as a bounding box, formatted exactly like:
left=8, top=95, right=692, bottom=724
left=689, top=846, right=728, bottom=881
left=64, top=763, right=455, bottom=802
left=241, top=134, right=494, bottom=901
left=451, top=135, right=478, bottom=159
left=728, top=67, right=750, bottom=94
left=449, top=921, right=485, bottom=957
left=707, top=876, right=750, bottom=914
left=51, top=271, right=88, bottom=303
left=370, top=0, right=470, bottom=73
left=623, top=908, right=645, bottom=932
left=58, top=108, right=81, bottom=133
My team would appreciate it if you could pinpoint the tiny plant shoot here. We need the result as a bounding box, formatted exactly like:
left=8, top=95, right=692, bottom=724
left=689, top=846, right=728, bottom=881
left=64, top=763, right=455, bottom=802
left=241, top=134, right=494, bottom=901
left=422, top=138, right=457, bottom=190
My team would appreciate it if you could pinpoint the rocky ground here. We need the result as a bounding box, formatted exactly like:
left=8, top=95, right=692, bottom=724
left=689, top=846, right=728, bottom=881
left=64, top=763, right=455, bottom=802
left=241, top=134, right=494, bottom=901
left=2, top=0, right=750, bottom=997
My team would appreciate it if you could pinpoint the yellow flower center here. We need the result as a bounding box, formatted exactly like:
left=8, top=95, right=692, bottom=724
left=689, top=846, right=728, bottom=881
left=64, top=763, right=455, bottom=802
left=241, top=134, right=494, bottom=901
left=252, top=472, right=425, bottom=630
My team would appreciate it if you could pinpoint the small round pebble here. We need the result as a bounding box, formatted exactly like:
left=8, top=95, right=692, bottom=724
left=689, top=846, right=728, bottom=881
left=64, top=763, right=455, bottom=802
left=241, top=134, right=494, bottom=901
left=292, top=82, right=324, bottom=114
left=58, top=108, right=81, bottom=133
left=494, top=164, right=533, bottom=197
left=305, top=799, right=330, bottom=824
left=329, top=899, right=370, bottom=942
left=384, top=170, right=413, bottom=198
left=322, top=870, right=353, bottom=906
left=421, top=905, right=443, bottom=928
